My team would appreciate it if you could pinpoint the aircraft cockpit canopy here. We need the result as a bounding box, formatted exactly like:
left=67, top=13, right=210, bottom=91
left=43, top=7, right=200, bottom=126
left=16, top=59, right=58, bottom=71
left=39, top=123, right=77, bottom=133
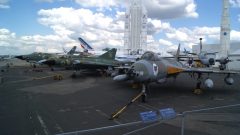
left=140, top=51, right=160, bottom=61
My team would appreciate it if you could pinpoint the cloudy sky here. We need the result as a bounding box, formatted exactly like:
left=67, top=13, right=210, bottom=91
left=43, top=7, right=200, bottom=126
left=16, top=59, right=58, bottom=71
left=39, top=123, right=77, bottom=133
left=0, top=0, right=239, bottom=55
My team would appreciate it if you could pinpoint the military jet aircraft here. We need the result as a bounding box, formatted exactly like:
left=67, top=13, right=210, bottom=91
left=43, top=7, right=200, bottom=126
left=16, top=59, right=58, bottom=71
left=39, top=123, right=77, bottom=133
left=15, top=52, right=53, bottom=63
left=15, top=46, right=77, bottom=64
left=40, top=48, right=120, bottom=75
left=72, top=48, right=119, bottom=69
left=113, top=51, right=239, bottom=102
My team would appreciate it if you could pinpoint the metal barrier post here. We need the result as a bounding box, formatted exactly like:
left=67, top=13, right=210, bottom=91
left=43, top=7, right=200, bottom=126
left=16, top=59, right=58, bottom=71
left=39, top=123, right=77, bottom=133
left=181, top=113, right=185, bottom=135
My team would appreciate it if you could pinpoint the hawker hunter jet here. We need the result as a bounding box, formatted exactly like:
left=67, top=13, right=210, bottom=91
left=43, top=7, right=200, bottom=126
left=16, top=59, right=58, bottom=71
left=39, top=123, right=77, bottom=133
left=113, top=51, right=239, bottom=102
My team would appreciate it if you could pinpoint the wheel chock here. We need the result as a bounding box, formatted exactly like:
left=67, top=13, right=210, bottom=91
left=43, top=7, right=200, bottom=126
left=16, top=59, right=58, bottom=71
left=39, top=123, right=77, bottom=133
left=193, top=89, right=203, bottom=95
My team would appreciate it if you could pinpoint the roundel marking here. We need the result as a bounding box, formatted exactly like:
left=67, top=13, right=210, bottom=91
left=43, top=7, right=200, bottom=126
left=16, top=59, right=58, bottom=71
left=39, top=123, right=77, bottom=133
left=153, top=63, right=158, bottom=76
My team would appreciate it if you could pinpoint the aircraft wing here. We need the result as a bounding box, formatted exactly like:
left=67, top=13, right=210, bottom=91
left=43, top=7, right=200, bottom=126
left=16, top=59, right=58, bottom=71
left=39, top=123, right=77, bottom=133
left=184, top=67, right=240, bottom=75
left=114, top=65, right=131, bottom=70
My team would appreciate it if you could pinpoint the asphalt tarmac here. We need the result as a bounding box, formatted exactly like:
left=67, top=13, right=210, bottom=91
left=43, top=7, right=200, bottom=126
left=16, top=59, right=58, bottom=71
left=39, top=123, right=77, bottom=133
left=0, top=66, right=240, bottom=135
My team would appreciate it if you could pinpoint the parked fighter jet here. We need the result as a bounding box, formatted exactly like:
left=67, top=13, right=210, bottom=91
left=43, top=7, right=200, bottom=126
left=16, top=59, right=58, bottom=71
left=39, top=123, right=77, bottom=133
left=113, top=51, right=239, bottom=102
left=72, top=48, right=119, bottom=71
left=40, top=48, right=120, bottom=74
left=0, top=55, right=14, bottom=61
left=15, top=46, right=77, bottom=63
left=15, top=52, right=55, bottom=63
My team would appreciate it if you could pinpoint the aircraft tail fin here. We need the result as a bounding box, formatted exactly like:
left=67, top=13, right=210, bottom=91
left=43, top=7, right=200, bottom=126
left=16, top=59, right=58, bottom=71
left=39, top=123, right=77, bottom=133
left=78, top=37, right=94, bottom=51
left=67, top=46, right=77, bottom=55
left=199, top=38, right=203, bottom=52
left=98, top=48, right=117, bottom=60
left=175, top=43, right=180, bottom=61
left=62, top=47, right=67, bottom=53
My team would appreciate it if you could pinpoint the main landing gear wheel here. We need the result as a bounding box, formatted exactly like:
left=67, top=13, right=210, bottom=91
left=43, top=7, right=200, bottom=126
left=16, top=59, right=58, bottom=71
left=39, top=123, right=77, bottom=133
left=193, top=79, right=203, bottom=95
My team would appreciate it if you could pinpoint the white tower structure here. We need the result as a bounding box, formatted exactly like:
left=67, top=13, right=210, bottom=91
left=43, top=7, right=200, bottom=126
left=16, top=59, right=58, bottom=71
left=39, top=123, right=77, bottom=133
left=124, top=0, right=147, bottom=55
left=220, top=0, right=230, bottom=58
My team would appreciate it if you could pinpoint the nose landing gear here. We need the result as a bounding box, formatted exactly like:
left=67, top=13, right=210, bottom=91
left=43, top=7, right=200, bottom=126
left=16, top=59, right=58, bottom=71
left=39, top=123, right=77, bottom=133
left=109, top=83, right=149, bottom=120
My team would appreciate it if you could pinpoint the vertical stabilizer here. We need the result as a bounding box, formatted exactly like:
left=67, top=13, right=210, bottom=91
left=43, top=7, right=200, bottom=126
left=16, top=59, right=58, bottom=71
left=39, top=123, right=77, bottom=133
left=78, top=37, right=94, bottom=51
left=67, top=46, right=77, bottom=55
left=98, top=48, right=117, bottom=60
left=175, top=44, right=180, bottom=61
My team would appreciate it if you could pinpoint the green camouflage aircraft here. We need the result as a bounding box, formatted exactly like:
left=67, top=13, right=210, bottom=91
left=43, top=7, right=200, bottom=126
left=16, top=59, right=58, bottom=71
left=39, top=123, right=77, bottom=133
left=15, top=46, right=77, bottom=63
left=41, top=48, right=120, bottom=72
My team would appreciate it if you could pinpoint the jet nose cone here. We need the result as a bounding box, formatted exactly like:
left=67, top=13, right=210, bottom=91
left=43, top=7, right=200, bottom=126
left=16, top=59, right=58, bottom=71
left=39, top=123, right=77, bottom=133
left=15, top=55, right=24, bottom=60
left=130, top=60, right=152, bottom=82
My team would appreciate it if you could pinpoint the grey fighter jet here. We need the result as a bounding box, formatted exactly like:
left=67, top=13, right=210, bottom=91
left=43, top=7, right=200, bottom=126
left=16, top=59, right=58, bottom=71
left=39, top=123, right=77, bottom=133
left=113, top=51, right=239, bottom=102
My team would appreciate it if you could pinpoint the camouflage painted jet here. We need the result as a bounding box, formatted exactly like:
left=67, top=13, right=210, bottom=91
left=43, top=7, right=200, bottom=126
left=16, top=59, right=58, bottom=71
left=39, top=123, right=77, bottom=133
left=72, top=48, right=119, bottom=70
left=113, top=51, right=239, bottom=102
left=41, top=48, right=120, bottom=74
left=15, top=46, right=77, bottom=63
left=15, top=52, right=55, bottom=63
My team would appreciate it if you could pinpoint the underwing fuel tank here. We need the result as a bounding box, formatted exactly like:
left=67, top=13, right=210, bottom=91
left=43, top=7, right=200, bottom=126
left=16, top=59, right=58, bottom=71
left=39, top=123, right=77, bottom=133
left=204, top=78, right=214, bottom=88
left=224, top=77, right=234, bottom=85
left=156, top=78, right=167, bottom=84
left=113, top=74, right=128, bottom=81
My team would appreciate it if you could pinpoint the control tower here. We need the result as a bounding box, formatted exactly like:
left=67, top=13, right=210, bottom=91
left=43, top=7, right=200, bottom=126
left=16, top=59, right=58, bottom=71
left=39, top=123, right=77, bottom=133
left=124, top=0, right=147, bottom=55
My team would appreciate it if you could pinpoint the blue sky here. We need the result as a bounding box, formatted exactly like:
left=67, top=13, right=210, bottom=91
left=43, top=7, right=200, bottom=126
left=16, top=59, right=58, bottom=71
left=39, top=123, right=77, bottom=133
left=0, top=0, right=239, bottom=55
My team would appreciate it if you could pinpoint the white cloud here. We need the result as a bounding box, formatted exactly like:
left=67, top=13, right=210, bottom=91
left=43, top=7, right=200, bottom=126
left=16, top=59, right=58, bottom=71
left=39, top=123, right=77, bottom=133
left=0, top=4, right=9, bottom=8
left=35, top=0, right=54, bottom=3
left=75, top=0, right=119, bottom=9
left=0, top=27, right=79, bottom=55
left=164, top=26, right=221, bottom=46
left=230, top=0, right=240, bottom=7
left=147, top=18, right=171, bottom=35
left=231, top=30, right=240, bottom=41
left=0, top=29, right=15, bottom=45
left=37, top=7, right=125, bottom=50
left=0, top=0, right=9, bottom=9
left=0, top=0, right=9, bottom=4
left=0, top=6, right=126, bottom=54
left=143, top=0, right=198, bottom=19
left=158, top=39, right=173, bottom=46
left=73, top=0, right=198, bottom=19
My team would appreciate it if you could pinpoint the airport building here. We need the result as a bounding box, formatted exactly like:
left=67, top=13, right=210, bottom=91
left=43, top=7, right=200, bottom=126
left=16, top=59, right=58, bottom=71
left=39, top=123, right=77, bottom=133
left=192, top=0, right=240, bottom=70
left=124, top=0, right=147, bottom=55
